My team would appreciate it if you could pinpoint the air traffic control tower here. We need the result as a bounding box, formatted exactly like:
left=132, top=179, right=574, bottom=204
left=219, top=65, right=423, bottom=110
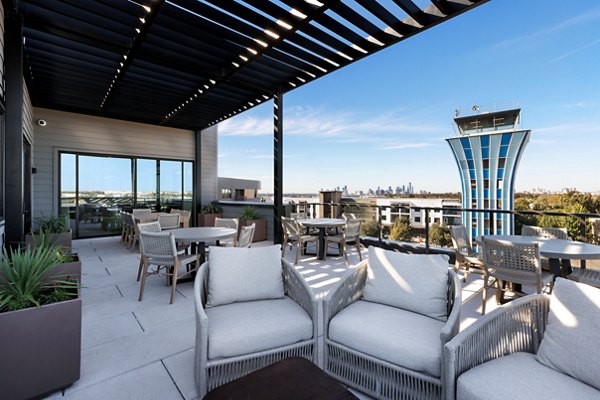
left=446, top=108, right=530, bottom=241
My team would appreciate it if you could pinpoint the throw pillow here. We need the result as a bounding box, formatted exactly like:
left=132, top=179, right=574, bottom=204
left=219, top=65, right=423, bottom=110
left=362, top=246, right=450, bottom=321
left=206, top=245, right=284, bottom=307
left=536, top=278, right=600, bottom=390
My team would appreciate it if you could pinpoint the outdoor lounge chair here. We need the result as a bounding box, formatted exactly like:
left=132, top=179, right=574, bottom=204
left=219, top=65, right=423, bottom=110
left=445, top=278, right=600, bottom=400
left=193, top=245, right=318, bottom=397
left=323, top=246, right=461, bottom=400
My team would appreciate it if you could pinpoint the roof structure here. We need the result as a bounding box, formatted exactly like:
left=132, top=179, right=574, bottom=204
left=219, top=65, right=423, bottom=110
left=18, top=0, right=489, bottom=130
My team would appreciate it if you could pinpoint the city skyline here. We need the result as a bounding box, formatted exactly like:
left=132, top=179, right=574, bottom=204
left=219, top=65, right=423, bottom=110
left=218, top=0, right=600, bottom=194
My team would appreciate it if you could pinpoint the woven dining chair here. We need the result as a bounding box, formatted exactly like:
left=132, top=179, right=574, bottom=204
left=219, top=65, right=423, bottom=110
left=521, top=225, right=569, bottom=240
left=323, top=219, right=362, bottom=265
left=236, top=223, right=255, bottom=248
left=138, top=230, right=200, bottom=304
left=158, top=213, right=180, bottom=230
left=136, top=221, right=162, bottom=281
left=214, top=217, right=239, bottom=246
left=449, top=224, right=487, bottom=282
left=281, top=217, right=319, bottom=264
left=480, top=237, right=554, bottom=314
left=170, top=209, right=191, bottom=227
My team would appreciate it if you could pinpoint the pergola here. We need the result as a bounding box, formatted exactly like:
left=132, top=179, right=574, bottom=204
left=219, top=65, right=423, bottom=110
left=3, top=0, right=489, bottom=243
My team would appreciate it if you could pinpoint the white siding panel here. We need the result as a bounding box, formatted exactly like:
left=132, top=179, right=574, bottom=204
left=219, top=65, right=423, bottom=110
left=32, top=108, right=198, bottom=219
left=200, top=126, right=218, bottom=205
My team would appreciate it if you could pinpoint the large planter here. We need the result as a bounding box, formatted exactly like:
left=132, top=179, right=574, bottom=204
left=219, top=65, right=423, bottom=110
left=0, top=293, right=81, bottom=399
left=197, top=213, right=221, bottom=227
left=243, top=219, right=267, bottom=242
left=44, top=253, right=82, bottom=284
left=26, top=230, right=72, bottom=250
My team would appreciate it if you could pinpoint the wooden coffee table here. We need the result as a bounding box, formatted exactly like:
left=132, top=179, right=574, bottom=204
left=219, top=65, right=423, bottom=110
left=204, top=357, right=357, bottom=400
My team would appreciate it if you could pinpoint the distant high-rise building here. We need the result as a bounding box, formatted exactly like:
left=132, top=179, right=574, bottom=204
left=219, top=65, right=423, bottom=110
left=446, top=108, right=530, bottom=241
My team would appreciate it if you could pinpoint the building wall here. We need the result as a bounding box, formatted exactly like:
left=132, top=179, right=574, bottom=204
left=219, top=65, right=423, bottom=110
left=31, top=108, right=218, bottom=219
left=199, top=126, right=218, bottom=207
left=447, top=130, right=530, bottom=241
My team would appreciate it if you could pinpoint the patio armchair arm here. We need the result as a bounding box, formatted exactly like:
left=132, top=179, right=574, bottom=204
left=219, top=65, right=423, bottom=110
left=283, top=258, right=318, bottom=327
left=323, top=260, right=368, bottom=332
left=193, top=262, right=210, bottom=397
left=443, top=294, right=549, bottom=400
left=441, top=271, right=462, bottom=345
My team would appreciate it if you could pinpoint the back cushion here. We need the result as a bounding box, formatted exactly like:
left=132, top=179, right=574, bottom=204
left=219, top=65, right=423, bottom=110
left=362, top=246, right=449, bottom=321
left=206, top=245, right=284, bottom=307
left=536, top=278, right=600, bottom=390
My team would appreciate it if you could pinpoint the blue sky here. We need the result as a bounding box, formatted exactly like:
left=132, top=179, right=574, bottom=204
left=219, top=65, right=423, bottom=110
left=218, top=0, right=600, bottom=194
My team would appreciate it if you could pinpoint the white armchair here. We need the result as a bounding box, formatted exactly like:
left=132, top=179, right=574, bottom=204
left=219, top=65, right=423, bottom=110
left=193, top=245, right=318, bottom=397
left=323, top=246, right=461, bottom=400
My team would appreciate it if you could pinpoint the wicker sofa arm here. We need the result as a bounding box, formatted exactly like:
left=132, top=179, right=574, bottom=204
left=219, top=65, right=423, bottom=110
left=193, top=263, right=210, bottom=397
left=323, top=261, right=368, bottom=328
left=283, top=259, right=318, bottom=324
left=441, top=271, right=462, bottom=346
left=444, top=294, right=549, bottom=400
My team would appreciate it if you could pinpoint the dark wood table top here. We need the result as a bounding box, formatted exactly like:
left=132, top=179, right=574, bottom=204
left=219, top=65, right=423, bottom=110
left=203, top=357, right=358, bottom=400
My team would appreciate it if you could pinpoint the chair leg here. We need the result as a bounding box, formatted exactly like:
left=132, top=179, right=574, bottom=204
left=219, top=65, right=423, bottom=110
left=295, top=241, right=301, bottom=264
left=138, top=260, right=149, bottom=301
left=356, top=241, right=362, bottom=261
left=170, top=262, right=179, bottom=304
left=495, top=280, right=503, bottom=305
left=464, top=264, right=470, bottom=282
left=343, top=242, right=349, bottom=266
left=481, top=272, right=488, bottom=315
left=323, top=238, right=329, bottom=261
left=136, top=257, right=144, bottom=282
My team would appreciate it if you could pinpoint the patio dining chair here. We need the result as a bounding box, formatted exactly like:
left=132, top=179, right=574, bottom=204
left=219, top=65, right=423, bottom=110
left=170, top=209, right=191, bottom=227
left=236, top=223, right=255, bottom=248
left=480, top=237, right=554, bottom=314
left=323, top=218, right=362, bottom=265
left=138, top=230, right=200, bottom=304
left=449, top=224, right=487, bottom=282
left=281, top=217, right=319, bottom=264
left=136, top=221, right=161, bottom=281
left=158, top=213, right=180, bottom=230
left=521, top=224, right=569, bottom=240
left=214, top=217, right=239, bottom=246
left=132, top=208, right=152, bottom=218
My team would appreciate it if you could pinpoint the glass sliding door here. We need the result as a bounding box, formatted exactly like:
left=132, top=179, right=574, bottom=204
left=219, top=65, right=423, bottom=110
left=77, top=155, right=133, bottom=237
left=59, top=152, right=194, bottom=238
left=160, top=160, right=183, bottom=210
left=136, top=159, right=158, bottom=210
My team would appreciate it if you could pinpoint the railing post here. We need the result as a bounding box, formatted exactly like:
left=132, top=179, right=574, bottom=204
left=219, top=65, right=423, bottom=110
left=424, top=208, right=430, bottom=254
left=579, top=216, right=586, bottom=241
left=377, top=205, right=383, bottom=243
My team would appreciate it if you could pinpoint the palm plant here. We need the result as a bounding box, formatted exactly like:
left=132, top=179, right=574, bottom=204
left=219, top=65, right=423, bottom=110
left=240, top=205, right=262, bottom=221
left=33, top=213, right=69, bottom=234
left=0, top=241, right=78, bottom=313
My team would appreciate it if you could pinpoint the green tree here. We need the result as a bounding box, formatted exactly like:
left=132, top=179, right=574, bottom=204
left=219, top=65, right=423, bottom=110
left=361, top=219, right=379, bottom=237
left=429, top=223, right=452, bottom=247
left=389, top=216, right=412, bottom=242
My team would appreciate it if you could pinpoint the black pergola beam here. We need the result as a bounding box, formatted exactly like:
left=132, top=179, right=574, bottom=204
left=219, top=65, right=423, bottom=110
left=4, top=13, right=25, bottom=245
left=273, top=93, right=284, bottom=245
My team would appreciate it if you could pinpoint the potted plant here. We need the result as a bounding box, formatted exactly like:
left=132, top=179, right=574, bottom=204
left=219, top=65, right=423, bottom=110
left=197, top=201, right=222, bottom=227
left=26, top=213, right=72, bottom=250
left=240, top=205, right=266, bottom=242
left=0, top=242, right=82, bottom=399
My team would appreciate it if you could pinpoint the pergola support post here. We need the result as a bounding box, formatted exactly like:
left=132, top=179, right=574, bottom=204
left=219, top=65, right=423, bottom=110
left=194, top=129, right=202, bottom=226
left=273, top=93, right=283, bottom=245
left=4, top=13, right=25, bottom=246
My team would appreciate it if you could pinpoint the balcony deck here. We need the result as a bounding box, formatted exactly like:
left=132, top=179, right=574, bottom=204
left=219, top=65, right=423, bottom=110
left=47, top=236, right=507, bottom=399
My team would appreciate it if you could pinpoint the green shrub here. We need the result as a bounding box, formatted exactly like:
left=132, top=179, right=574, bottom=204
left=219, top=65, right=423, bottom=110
left=389, top=217, right=412, bottom=241
left=361, top=219, right=379, bottom=237
left=429, top=224, right=452, bottom=247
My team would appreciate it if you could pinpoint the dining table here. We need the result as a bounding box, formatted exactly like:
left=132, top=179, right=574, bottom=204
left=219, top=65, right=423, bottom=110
left=297, top=218, right=346, bottom=260
left=172, top=227, right=237, bottom=260
left=479, top=234, right=600, bottom=277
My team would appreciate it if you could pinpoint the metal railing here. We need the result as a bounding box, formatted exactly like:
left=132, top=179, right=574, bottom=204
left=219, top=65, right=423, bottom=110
left=288, top=201, right=600, bottom=253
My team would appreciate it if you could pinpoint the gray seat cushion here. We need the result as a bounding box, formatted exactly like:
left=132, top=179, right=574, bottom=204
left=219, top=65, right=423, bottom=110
left=457, top=352, right=599, bottom=400
left=536, top=278, right=600, bottom=391
left=328, top=300, right=444, bottom=377
left=206, top=297, right=312, bottom=360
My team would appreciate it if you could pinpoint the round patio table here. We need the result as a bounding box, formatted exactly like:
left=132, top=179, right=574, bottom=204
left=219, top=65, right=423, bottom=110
left=172, top=227, right=237, bottom=261
left=297, top=218, right=346, bottom=260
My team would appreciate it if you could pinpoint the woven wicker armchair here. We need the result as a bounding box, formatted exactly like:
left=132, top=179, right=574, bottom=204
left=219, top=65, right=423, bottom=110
left=323, top=256, right=462, bottom=400
left=236, top=223, right=255, bottom=248
left=194, top=257, right=318, bottom=397
left=445, top=283, right=600, bottom=400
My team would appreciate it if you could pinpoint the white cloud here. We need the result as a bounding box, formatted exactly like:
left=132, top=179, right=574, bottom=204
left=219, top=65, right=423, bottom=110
left=535, top=121, right=600, bottom=136
left=377, top=143, right=431, bottom=150
left=218, top=105, right=443, bottom=145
